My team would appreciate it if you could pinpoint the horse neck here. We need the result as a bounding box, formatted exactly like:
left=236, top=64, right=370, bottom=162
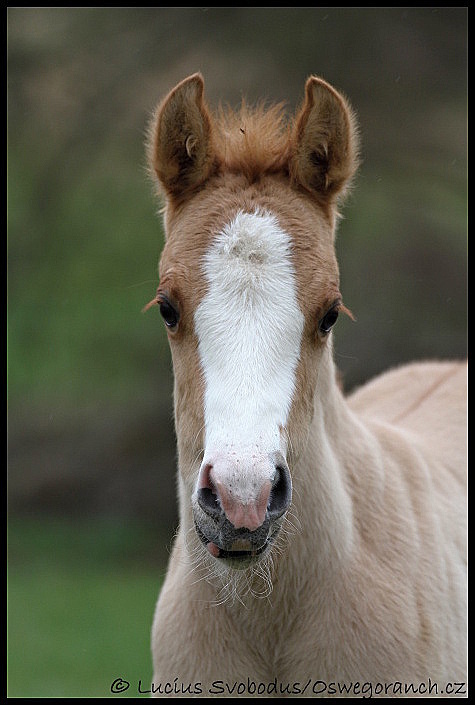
left=284, top=345, right=366, bottom=579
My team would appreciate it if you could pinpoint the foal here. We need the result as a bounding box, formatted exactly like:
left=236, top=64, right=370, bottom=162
left=145, top=74, right=466, bottom=696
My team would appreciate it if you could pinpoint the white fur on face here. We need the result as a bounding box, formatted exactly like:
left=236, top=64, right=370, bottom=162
left=194, top=210, right=304, bottom=471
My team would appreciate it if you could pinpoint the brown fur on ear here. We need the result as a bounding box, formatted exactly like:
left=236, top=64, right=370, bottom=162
left=147, top=73, right=218, bottom=200
left=290, top=76, right=359, bottom=203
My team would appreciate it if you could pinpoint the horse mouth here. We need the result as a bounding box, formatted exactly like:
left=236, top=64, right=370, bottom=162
left=194, top=521, right=271, bottom=566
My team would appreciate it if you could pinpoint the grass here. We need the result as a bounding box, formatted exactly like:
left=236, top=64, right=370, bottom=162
left=7, top=517, right=166, bottom=698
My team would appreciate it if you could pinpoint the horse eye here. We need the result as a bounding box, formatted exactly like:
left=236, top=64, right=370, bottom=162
left=319, top=306, right=339, bottom=334
left=159, top=299, right=179, bottom=329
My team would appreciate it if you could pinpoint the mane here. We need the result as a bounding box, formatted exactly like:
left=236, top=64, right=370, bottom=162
left=214, top=100, right=292, bottom=182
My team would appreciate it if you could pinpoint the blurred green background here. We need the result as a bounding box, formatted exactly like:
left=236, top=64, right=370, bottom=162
left=7, top=7, right=467, bottom=697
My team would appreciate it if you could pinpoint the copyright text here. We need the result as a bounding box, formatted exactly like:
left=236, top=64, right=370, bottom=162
left=110, top=676, right=467, bottom=697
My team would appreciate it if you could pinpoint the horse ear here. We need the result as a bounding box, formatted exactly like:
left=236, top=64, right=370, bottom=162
left=290, top=76, right=359, bottom=203
left=148, top=73, right=216, bottom=199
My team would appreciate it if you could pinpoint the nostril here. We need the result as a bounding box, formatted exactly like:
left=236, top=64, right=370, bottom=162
left=197, top=465, right=223, bottom=519
left=267, top=461, right=292, bottom=520
left=197, top=486, right=223, bottom=519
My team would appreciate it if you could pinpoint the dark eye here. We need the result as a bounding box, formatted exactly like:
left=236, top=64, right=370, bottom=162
left=319, top=306, right=339, bottom=334
left=159, top=298, right=179, bottom=329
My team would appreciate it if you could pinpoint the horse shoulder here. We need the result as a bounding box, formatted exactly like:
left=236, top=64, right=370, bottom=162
left=347, top=360, right=466, bottom=428
left=348, top=360, right=467, bottom=483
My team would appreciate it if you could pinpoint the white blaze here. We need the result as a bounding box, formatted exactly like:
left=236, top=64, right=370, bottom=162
left=194, top=210, right=304, bottom=468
